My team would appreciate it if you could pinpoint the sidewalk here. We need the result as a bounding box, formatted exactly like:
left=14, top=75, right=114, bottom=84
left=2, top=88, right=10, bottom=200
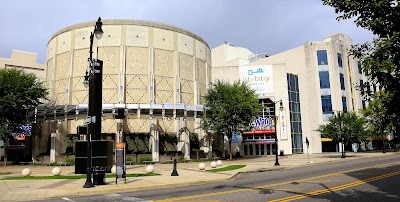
left=0, top=152, right=395, bottom=201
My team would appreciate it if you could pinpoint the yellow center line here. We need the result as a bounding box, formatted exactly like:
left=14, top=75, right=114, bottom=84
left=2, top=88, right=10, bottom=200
left=151, top=162, right=400, bottom=202
left=269, top=170, right=400, bottom=202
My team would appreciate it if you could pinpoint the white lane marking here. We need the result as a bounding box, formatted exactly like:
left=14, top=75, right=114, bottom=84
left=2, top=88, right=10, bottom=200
left=122, top=196, right=150, bottom=201
left=62, top=197, right=77, bottom=202
left=105, top=193, right=121, bottom=197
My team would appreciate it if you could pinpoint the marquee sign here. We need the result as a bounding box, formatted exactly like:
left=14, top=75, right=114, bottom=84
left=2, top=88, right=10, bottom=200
left=243, top=117, right=276, bottom=135
left=11, top=125, right=32, bottom=140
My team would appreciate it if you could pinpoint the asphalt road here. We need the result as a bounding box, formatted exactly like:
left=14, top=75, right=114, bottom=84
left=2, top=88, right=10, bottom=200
left=44, top=154, right=400, bottom=202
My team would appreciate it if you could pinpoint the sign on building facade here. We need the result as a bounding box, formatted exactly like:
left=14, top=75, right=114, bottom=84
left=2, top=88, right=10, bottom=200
left=239, top=65, right=274, bottom=97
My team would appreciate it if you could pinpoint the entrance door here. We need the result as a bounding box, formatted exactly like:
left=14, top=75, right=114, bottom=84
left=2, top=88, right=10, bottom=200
left=255, top=144, right=260, bottom=155
left=261, top=144, right=265, bottom=155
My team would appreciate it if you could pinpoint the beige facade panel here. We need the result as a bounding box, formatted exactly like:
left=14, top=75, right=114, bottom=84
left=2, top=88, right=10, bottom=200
left=125, top=47, right=150, bottom=104
left=56, top=32, right=72, bottom=54
left=74, top=27, right=92, bottom=49
left=68, top=119, right=85, bottom=134
left=179, top=53, right=194, bottom=105
left=126, top=119, right=150, bottom=133
left=159, top=119, right=175, bottom=133
left=46, top=59, right=54, bottom=96
left=98, top=26, right=122, bottom=47
left=153, top=28, right=174, bottom=50
left=154, top=49, right=174, bottom=104
left=72, top=49, right=89, bottom=79
left=55, top=52, right=70, bottom=81
left=71, top=90, right=88, bottom=104
left=196, top=40, right=206, bottom=61
left=54, top=52, right=69, bottom=105
left=102, top=119, right=118, bottom=134
left=48, top=39, right=56, bottom=59
left=126, top=26, right=149, bottom=47
left=178, top=34, right=193, bottom=55
left=55, top=78, right=67, bottom=104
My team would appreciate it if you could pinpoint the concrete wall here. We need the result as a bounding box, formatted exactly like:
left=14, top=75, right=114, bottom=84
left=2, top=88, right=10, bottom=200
left=0, top=50, right=45, bottom=78
left=211, top=43, right=253, bottom=84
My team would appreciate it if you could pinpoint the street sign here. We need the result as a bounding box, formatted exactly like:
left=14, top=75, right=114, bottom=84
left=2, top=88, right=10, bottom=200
left=232, top=134, right=240, bottom=143
left=84, top=116, right=96, bottom=125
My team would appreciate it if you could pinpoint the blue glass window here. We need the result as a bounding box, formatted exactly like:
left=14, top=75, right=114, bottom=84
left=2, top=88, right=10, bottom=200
left=358, top=63, right=362, bottom=74
left=342, top=96, right=347, bottom=112
left=340, top=73, right=345, bottom=90
left=321, top=95, right=332, bottom=114
left=337, top=53, right=343, bottom=68
left=362, top=100, right=366, bottom=110
left=287, top=73, right=303, bottom=153
left=319, top=71, right=330, bottom=89
left=317, top=50, right=328, bottom=65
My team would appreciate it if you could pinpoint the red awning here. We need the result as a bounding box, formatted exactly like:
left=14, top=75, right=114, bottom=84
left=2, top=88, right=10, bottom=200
left=242, top=129, right=275, bottom=135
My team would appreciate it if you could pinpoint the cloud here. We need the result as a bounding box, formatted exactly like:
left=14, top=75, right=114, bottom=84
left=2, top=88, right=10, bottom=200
left=0, top=0, right=373, bottom=63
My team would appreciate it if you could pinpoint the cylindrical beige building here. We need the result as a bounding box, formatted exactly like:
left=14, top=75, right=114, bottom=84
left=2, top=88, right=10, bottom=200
left=41, top=19, right=211, bottom=161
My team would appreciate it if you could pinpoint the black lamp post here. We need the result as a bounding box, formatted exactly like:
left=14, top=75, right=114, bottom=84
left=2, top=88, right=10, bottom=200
left=274, top=100, right=283, bottom=166
left=83, top=17, right=103, bottom=188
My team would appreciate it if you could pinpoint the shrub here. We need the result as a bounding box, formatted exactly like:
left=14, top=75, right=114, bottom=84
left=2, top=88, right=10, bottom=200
left=65, top=158, right=75, bottom=166
left=138, top=156, right=152, bottom=163
left=126, top=156, right=133, bottom=161
left=178, top=156, right=185, bottom=163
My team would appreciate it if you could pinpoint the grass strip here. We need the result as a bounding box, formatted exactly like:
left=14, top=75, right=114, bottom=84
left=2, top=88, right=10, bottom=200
left=1, top=173, right=159, bottom=180
left=207, top=165, right=246, bottom=172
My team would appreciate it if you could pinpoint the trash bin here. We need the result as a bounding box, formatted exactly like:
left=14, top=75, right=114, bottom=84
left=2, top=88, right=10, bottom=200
left=92, top=166, right=106, bottom=185
left=280, top=150, right=284, bottom=156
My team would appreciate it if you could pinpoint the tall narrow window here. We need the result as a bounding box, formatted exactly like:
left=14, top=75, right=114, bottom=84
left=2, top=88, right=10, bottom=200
left=358, top=63, right=362, bottom=74
left=317, top=50, right=328, bottom=65
left=337, top=53, right=343, bottom=68
left=321, top=95, right=332, bottom=114
left=287, top=73, right=303, bottom=154
left=340, top=73, right=345, bottom=90
left=319, top=71, right=330, bottom=89
left=342, top=96, right=347, bottom=112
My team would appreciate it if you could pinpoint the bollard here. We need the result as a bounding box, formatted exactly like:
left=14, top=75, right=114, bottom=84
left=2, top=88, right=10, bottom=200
left=171, top=159, right=179, bottom=176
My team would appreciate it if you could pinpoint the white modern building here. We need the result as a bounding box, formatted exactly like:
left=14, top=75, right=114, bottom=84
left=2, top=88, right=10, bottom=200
left=211, top=33, right=366, bottom=156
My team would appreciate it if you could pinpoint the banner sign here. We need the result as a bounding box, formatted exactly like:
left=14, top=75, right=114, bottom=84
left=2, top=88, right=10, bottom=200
left=115, top=142, right=126, bottom=184
left=239, top=65, right=274, bottom=97
left=250, top=117, right=275, bottom=130
left=280, top=110, right=287, bottom=139
left=11, top=125, right=32, bottom=140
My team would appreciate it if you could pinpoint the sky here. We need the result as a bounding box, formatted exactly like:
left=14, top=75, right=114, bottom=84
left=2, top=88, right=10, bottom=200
left=0, top=0, right=374, bottom=64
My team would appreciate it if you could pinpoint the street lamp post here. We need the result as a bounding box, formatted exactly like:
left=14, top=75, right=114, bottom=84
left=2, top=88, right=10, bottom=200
left=83, top=17, right=103, bottom=188
left=273, top=100, right=283, bottom=166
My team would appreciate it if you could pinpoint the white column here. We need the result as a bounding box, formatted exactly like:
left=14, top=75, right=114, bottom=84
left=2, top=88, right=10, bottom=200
left=50, top=133, right=56, bottom=163
left=183, top=131, right=190, bottom=160
left=150, top=120, right=159, bottom=162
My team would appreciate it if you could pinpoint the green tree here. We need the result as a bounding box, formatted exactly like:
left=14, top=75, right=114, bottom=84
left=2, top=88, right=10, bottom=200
left=362, top=91, right=398, bottom=151
left=316, top=111, right=370, bottom=146
left=0, top=68, right=48, bottom=143
left=201, top=80, right=261, bottom=160
left=322, top=0, right=400, bottom=138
